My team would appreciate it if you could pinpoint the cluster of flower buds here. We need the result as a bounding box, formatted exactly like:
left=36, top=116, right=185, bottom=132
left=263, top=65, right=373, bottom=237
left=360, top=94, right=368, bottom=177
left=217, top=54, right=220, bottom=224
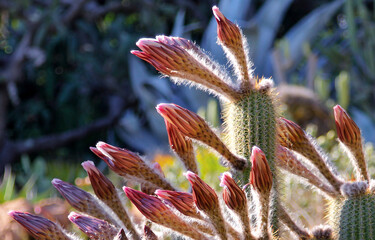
left=9, top=1, right=371, bottom=238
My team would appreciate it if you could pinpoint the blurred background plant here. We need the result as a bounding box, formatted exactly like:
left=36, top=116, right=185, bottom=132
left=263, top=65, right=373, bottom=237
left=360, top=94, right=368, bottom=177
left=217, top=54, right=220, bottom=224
left=1, top=0, right=375, bottom=239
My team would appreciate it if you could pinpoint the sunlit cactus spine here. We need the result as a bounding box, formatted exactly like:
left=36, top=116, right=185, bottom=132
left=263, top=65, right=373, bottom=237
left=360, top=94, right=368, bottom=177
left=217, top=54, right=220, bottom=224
left=8, top=5, right=375, bottom=240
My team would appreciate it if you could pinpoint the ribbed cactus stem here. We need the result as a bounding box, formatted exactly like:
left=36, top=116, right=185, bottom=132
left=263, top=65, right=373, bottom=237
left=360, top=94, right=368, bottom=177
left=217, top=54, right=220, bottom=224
left=329, top=193, right=375, bottom=239
left=223, top=90, right=278, bottom=233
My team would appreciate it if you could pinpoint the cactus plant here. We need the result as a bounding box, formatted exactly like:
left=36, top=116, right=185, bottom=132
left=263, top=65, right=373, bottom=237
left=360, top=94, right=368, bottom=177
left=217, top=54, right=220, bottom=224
left=8, top=6, right=375, bottom=240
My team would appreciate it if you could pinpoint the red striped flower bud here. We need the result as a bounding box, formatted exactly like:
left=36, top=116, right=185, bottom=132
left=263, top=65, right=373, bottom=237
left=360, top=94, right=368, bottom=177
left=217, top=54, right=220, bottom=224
left=165, top=120, right=198, bottom=173
left=184, top=171, right=219, bottom=212
left=91, top=142, right=143, bottom=174
left=277, top=117, right=308, bottom=149
left=334, top=105, right=361, bottom=146
left=212, top=6, right=252, bottom=88
left=132, top=36, right=239, bottom=101
left=8, top=211, right=71, bottom=240
left=82, top=161, right=141, bottom=239
left=69, top=212, right=118, bottom=240
left=277, top=117, right=343, bottom=192
left=220, top=172, right=246, bottom=211
left=213, top=6, right=242, bottom=48
left=157, top=103, right=246, bottom=170
left=123, top=187, right=207, bottom=239
left=123, top=187, right=172, bottom=223
left=250, top=146, right=272, bottom=194
left=51, top=179, right=114, bottom=224
left=155, top=189, right=198, bottom=218
left=82, top=160, right=116, bottom=201
left=91, top=142, right=175, bottom=191
left=334, top=105, right=368, bottom=181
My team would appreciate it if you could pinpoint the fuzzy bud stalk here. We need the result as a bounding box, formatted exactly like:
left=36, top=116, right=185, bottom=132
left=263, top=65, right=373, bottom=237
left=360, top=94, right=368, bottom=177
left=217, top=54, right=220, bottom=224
left=276, top=146, right=338, bottom=198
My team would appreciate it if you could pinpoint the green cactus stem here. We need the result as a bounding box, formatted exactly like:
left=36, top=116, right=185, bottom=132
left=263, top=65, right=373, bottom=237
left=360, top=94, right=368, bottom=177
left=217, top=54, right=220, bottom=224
left=329, top=192, right=375, bottom=239
left=223, top=88, right=279, bottom=235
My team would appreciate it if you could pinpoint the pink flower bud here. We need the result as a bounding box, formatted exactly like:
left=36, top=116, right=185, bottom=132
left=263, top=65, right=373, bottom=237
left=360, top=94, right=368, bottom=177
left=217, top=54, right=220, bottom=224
left=8, top=211, right=70, bottom=239
left=184, top=171, right=219, bottom=212
left=220, top=172, right=247, bottom=211
left=333, top=105, right=361, bottom=145
left=123, top=187, right=172, bottom=223
left=213, top=6, right=242, bottom=49
left=92, top=142, right=175, bottom=191
left=157, top=103, right=246, bottom=170
left=249, top=146, right=272, bottom=194
left=68, top=212, right=119, bottom=240
left=132, top=36, right=239, bottom=101
left=52, top=178, right=114, bottom=224
left=277, top=117, right=308, bottom=149
left=82, top=160, right=116, bottom=201
left=124, top=187, right=207, bottom=239
left=155, top=189, right=198, bottom=217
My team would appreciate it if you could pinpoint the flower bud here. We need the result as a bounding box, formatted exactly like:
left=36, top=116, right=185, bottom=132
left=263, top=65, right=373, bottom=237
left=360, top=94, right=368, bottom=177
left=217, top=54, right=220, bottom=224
left=334, top=105, right=369, bottom=181
left=165, top=120, right=198, bottom=173
left=124, top=187, right=207, bottom=239
left=92, top=142, right=175, bottom=191
left=8, top=211, right=71, bottom=239
left=51, top=178, right=114, bottom=224
left=334, top=105, right=361, bottom=146
left=81, top=160, right=116, bottom=201
left=132, top=36, right=239, bottom=100
left=220, top=172, right=247, bottom=211
left=184, top=171, right=219, bottom=212
left=212, top=6, right=252, bottom=88
left=68, top=212, right=118, bottom=240
left=157, top=103, right=246, bottom=170
left=114, top=229, right=128, bottom=240
left=155, top=189, right=198, bottom=218
left=144, top=225, right=158, bottom=240
left=249, top=146, right=272, bottom=194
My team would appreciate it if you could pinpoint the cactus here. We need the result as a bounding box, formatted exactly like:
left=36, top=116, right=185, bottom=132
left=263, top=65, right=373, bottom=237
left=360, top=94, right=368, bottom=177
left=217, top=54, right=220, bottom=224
left=8, top=6, right=375, bottom=240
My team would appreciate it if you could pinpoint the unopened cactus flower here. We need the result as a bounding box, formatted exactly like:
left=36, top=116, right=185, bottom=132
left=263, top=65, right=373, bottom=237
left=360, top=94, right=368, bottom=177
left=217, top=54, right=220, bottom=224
left=68, top=212, right=119, bottom=240
left=9, top=211, right=72, bottom=240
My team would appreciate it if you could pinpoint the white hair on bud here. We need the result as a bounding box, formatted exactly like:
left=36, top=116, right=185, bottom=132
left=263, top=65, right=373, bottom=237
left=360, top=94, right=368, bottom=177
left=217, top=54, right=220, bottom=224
left=340, top=181, right=368, bottom=198
left=165, top=43, right=238, bottom=102
left=258, top=78, right=274, bottom=91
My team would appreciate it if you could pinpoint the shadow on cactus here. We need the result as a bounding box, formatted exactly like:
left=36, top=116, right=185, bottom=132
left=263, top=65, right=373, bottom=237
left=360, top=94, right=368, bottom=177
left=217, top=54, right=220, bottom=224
left=9, top=6, right=375, bottom=240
